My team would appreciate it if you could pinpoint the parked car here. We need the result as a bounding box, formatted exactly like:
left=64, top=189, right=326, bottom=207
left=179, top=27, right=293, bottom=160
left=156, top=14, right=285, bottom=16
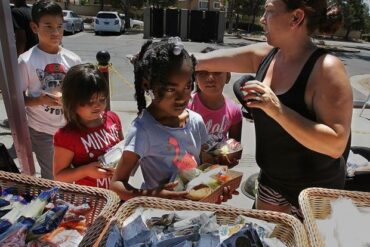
left=118, top=14, right=144, bottom=29
left=95, top=11, right=125, bottom=35
left=63, top=10, right=84, bottom=34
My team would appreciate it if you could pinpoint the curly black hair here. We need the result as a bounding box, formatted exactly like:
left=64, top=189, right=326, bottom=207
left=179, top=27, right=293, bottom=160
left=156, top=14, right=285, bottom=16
left=133, top=39, right=196, bottom=114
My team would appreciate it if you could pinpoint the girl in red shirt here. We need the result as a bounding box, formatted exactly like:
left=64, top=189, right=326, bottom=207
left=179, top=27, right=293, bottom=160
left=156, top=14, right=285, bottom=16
left=53, top=63, right=124, bottom=188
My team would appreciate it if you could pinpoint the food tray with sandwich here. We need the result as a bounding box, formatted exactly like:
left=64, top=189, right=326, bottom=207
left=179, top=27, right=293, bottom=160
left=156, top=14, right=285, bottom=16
left=178, top=138, right=243, bottom=203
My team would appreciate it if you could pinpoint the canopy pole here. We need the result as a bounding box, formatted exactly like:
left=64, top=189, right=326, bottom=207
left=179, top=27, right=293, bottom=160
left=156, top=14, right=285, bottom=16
left=0, top=0, right=35, bottom=175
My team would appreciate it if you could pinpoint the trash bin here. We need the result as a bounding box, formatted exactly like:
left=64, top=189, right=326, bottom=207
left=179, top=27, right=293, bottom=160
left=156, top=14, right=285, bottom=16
left=151, top=8, right=164, bottom=38
left=165, top=8, right=181, bottom=37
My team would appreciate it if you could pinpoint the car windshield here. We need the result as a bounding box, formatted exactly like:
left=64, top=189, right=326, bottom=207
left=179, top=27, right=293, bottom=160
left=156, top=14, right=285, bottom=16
left=63, top=12, right=68, bottom=17
left=97, top=13, right=117, bottom=19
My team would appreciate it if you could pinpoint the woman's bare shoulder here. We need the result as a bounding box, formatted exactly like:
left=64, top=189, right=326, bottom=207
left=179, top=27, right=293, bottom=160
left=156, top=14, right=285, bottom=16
left=311, top=52, right=350, bottom=90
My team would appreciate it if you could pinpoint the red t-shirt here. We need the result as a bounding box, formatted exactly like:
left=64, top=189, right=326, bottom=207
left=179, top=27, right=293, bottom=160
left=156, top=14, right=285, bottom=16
left=54, top=111, right=122, bottom=189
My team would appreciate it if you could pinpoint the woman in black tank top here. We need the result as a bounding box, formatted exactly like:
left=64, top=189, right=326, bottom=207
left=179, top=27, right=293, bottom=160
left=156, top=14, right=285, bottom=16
left=196, top=0, right=352, bottom=217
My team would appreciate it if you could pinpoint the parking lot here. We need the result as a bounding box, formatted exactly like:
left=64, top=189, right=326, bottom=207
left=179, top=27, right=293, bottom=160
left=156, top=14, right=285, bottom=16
left=63, top=30, right=370, bottom=103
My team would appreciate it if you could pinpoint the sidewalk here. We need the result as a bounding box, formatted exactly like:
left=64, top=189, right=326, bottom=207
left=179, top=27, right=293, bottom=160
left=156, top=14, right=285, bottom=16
left=0, top=97, right=370, bottom=209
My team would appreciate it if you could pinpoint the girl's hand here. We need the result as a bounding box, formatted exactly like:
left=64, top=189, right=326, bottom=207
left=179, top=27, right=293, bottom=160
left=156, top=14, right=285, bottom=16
left=40, top=94, right=62, bottom=106
left=85, top=161, right=114, bottom=179
left=216, top=186, right=239, bottom=204
left=241, top=80, right=282, bottom=119
left=217, top=155, right=239, bottom=168
left=138, top=181, right=189, bottom=200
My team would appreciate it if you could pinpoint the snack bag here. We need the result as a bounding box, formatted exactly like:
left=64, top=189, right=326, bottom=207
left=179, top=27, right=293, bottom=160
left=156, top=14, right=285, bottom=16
left=98, top=140, right=125, bottom=169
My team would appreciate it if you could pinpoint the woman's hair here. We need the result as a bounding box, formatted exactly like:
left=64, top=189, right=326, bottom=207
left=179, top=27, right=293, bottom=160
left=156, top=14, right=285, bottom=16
left=133, top=38, right=196, bottom=114
left=62, top=63, right=109, bottom=129
left=31, top=1, right=63, bottom=24
left=282, top=0, right=343, bottom=35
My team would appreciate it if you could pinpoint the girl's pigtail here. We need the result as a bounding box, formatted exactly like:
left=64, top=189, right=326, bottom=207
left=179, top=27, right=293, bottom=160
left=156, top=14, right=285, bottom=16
left=134, top=73, right=146, bottom=114
left=133, top=40, right=153, bottom=114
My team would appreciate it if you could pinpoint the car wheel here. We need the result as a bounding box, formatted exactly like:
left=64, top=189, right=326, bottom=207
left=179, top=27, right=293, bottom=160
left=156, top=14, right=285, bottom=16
left=80, top=23, right=84, bottom=32
left=71, top=25, right=75, bottom=35
left=95, top=31, right=99, bottom=35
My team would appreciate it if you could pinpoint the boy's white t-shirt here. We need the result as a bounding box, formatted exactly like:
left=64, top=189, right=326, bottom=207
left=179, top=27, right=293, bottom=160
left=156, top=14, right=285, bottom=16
left=18, top=45, right=81, bottom=135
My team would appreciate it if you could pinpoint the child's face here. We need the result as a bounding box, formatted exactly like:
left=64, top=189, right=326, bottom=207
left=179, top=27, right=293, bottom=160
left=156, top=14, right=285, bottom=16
left=195, top=71, right=229, bottom=96
left=76, top=93, right=107, bottom=123
left=31, top=14, right=63, bottom=51
left=152, top=68, right=193, bottom=118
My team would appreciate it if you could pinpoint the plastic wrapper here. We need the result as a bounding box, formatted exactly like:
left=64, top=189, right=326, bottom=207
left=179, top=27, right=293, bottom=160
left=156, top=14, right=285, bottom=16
left=186, top=166, right=227, bottom=191
left=0, top=199, right=28, bottom=234
left=43, top=228, right=83, bottom=247
left=27, top=204, right=69, bottom=241
left=0, top=198, right=9, bottom=208
left=98, top=140, right=125, bottom=169
left=235, top=215, right=276, bottom=240
left=55, top=199, right=91, bottom=216
left=0, top=216, right=34, bottom=244
left=123, top=214, right=155, bottom=246
left=196, top=234, right=220, bottom=247
left=219, top=224, right=263, bottom=247
left=105, top=221, right=124, bottom=247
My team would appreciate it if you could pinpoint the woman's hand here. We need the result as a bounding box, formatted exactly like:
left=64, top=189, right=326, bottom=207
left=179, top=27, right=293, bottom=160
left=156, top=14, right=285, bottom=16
left=85, top=161, right=114, bottom=179
left=241, top=80, right=282, bottom=119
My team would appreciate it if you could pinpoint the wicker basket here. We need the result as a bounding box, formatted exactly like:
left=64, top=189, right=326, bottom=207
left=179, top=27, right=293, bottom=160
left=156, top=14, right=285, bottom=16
left=299, top=187, right=370, bottom=247
left=94, top=196, right=310, bottom=247
left=0, top=171, right=121, bottom=247
left=200, top=169, right=243, bottom=203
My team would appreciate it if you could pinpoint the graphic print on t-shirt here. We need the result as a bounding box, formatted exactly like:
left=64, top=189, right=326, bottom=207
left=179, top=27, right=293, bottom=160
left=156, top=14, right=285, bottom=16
left=204, top=114, right=231, bottom=141
left=168, top=136, right=197, bottom=171
left=78, top=123, right=121, bottom=188
left=80, top=124, right=121, bottom=158
left=36, top=63, right=66, bottom=116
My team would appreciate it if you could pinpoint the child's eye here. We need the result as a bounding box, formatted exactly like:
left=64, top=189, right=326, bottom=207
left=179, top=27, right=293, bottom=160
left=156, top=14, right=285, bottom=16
left=196, top=71, right=209, bottom=77
left=166, top=87, right=175, bottom=92
left=185, top=83, right=192, bottom=90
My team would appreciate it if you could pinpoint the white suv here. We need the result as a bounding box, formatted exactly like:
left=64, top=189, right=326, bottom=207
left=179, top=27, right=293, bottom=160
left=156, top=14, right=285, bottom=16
left=94, top=11, right=125, bottom=35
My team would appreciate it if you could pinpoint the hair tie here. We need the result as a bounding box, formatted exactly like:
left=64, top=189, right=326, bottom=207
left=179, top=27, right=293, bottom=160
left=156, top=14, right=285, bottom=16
left=168, top=37, right=184, bottom=55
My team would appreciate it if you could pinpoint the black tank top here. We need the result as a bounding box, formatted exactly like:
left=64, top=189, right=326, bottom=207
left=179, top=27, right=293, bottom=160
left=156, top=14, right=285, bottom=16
left=253, top=48, right=348, bottom=206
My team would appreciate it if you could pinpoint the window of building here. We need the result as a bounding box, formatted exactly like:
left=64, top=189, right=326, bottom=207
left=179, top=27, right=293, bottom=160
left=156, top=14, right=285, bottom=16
left=199, top=1, right=208, bottom=10
left=213, top=2, right=220, bottom=9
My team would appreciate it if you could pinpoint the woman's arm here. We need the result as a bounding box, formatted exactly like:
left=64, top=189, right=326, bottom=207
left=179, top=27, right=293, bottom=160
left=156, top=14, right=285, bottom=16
left=53, top=146, right=113, bottom=182
left=243, top=55, right=352, bottom=158
left=195, top=43, right=273, bottom=73
left=110, top=151, right=188, bottom=201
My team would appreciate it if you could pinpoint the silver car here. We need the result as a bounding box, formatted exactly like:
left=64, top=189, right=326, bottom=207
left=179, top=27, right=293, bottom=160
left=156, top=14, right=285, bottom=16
left=63, top=10, right=84, bottom=34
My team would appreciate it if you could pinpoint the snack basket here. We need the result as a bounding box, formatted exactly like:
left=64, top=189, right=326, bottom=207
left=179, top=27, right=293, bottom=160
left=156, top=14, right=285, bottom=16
left=199, top=169, right=243, bottom=203
left=299, top=187, right=370, bottom=247
left=0, top=171, right=121, bottom=247
left=94, top=196, right=310, bottom=247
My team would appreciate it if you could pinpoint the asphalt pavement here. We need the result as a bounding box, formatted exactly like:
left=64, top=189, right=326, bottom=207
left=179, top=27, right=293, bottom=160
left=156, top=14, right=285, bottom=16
left=1, top=31, right=370, bottom=209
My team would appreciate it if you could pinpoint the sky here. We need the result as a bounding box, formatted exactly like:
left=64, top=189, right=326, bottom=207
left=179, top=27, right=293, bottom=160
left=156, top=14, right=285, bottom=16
left=366, top=0, right=370, bottom=13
